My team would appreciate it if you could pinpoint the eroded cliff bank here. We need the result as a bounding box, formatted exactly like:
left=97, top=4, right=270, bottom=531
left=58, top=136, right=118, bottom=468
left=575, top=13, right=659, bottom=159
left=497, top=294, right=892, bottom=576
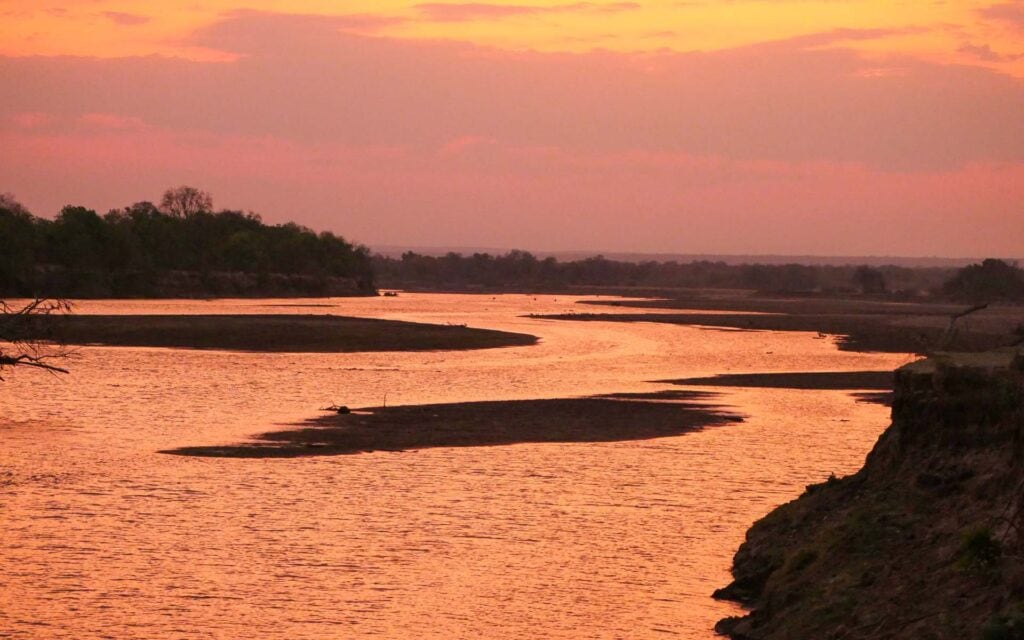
left=715, top=347, right=1024, bottom=640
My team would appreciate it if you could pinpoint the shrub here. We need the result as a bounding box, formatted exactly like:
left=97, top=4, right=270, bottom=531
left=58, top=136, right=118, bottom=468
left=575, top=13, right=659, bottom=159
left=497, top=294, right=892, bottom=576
left=958, top=526, right=1002, bottom=571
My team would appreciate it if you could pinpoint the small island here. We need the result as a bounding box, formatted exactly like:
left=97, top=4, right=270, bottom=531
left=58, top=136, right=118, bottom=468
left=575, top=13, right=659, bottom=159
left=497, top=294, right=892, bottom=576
left=164, top=391, right=741, bottom=458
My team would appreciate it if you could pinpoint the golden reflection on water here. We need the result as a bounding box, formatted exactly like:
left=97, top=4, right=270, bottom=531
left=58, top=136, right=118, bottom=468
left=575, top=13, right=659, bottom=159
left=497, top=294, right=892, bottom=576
left=0, top=294, right=913, bottom=638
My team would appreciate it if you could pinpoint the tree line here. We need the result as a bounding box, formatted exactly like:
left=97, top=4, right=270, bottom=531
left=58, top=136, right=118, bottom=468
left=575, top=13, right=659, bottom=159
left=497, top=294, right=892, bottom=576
left=0, top=187, right=375, bottom=298
left=374, top=251, right=1024, bottom=301
left=4, top=186, right=1020, bottom=301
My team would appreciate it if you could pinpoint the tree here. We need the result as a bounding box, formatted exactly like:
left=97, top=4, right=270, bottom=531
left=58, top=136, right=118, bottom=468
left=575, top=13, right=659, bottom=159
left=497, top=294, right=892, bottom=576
left=852, top=265, right=887, bottom=295
left=0, top=298, right=71, bottom=379
left=0, top=194, right=38, bottom=294
left=0, top=192, right=31, bottom=217
left=160, top=186, right=213, bottom=219
left=942, top=259, right=1024, bottom=302
left=48, top=205, right=109, bottom=270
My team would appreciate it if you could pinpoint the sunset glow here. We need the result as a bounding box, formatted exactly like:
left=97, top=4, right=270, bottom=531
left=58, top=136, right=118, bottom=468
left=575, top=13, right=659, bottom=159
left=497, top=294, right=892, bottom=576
left=2, top=0, right=1023, bottom=255
left=5, top=4, right=1024, bottom=639
left=4, top=1, right=1023, bottom=71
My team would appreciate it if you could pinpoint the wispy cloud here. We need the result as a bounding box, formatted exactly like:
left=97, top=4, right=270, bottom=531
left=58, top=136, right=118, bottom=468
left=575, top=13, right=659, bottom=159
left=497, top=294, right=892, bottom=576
left=15, top=12, right=1022, bottom=173
left=978, top=2, right=1024, bottom=30
left=100, top=11, right=150, bottom=27
left=190, top=10, right=408, bottom=55
left=958, top=42, right=1022, bottom=62
left=742, top=27, right=916, bottom=52
left=415, top=2, right=640, bottom=22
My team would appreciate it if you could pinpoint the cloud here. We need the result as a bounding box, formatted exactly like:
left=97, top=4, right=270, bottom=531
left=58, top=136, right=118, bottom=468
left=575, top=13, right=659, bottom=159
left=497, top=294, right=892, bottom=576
left=6, top=112, right=56, bottom=130
left=2, top=12, right=1024, bottom=255
left=190, top=9, right=406, bottom=54
left=958, top=42, right=1022, bottom=62
left=740, top=27, right=917, bottom=52
left=4, top=111, right=149, bottom=134
left=415, top=2, right=640, bottom=22
left=100, top=11, right=150, bottom=27
left=4, top=122, right=1023, bottom=256
left=439, top=135, right=500, bottom=157
left=3, top=13, right=1021, bottom=172
left=978, top=2, right=1024, bottom=30
left=77, top=113, right=149, bottom=130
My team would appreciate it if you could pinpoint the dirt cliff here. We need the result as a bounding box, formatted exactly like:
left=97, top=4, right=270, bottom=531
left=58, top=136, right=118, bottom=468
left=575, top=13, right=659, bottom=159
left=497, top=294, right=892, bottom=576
left=715, top=348, right=1024, bottom=639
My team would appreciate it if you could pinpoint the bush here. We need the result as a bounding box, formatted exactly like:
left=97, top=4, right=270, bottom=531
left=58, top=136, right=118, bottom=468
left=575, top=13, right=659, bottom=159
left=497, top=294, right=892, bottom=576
left=942, top=259, right=1024, bottom=302
left=983, top=603, right=1024, bottom=640
left=958, top=526, right=1002, bottom=571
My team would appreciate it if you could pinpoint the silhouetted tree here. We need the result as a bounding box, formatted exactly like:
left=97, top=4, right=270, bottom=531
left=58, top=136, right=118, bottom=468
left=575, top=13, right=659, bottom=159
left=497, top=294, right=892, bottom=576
left=0, top=298, right=71, bottom=379
left=48, top=205, right=109, bottom=270
left=0, top=194, right=38, bottom=295
left=160, top=186, right=213, bottom=219
left=852, top=266, right=887, bottom=295
left=373, top=252, right=951, bottom=295
left=942, top=259, right=1024, bottom=302
left=0, top=189, right=375, bottom=297
left=0, top=192, right=30, bottom=217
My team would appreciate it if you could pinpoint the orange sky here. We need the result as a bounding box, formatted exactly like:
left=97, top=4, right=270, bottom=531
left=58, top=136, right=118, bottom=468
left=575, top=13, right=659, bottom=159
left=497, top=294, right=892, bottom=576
left=1, top=1, right=1023, bottom=256
left=4, top=0, right=1023, bottom=73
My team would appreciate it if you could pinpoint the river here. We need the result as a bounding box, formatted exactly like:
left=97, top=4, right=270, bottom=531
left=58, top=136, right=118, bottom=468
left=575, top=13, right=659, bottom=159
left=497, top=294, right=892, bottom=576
left=0, top=294, right=913, bottom=639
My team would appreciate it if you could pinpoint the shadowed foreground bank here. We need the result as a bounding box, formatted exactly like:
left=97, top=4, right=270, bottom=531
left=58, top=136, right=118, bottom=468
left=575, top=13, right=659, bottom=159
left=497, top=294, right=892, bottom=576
left=714, top=348, right=1024, bottom=639
left=31, top=314, right=537, bottom=352
left=164, top=393, right=741, bottom=458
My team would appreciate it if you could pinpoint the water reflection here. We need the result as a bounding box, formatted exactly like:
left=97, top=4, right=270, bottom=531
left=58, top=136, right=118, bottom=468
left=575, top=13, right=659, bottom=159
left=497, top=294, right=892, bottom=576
left=0, top=294, right=911, bottom=638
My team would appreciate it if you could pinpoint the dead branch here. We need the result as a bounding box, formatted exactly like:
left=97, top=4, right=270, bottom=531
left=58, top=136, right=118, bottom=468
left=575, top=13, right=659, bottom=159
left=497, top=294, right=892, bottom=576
left=0, top=297, right=73, bottom=379
left=935, top=302, right=989, bottom=351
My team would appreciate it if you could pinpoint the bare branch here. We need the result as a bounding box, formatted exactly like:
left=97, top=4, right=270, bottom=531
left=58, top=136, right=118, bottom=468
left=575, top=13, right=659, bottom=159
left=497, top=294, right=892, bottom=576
left=935, top=302, right=990, bottom=352
left=0, top=297, right=73, bottom=379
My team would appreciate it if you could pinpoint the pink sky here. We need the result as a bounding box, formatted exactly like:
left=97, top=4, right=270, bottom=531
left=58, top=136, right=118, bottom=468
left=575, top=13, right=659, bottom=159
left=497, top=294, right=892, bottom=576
left=2, top=8, right=1023, bottom=257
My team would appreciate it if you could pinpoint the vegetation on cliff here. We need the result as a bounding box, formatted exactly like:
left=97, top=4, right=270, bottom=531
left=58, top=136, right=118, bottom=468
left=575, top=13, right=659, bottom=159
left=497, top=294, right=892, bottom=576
left=0, top=188, right=375, bottom=298
left=714, top=349, right=1024, bottom=639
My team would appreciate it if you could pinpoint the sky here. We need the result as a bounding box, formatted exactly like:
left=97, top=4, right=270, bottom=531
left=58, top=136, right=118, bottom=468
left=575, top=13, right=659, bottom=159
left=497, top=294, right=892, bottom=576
left=1, top=1, right=1023, bottom=257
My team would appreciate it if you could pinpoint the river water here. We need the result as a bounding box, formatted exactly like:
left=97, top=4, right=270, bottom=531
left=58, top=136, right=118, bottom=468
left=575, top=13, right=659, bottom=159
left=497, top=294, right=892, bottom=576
left=0, top=294, right=913, bottom=639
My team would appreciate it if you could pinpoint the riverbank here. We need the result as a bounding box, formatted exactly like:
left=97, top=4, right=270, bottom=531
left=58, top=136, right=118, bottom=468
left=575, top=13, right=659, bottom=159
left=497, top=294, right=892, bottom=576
left=34, top=314, right=538, bottom=352
left=713, top=348, right=1024, bottom=639
left=533, top=293, right=1024, bottom=354
left=164, top=392, right=742, bottom=457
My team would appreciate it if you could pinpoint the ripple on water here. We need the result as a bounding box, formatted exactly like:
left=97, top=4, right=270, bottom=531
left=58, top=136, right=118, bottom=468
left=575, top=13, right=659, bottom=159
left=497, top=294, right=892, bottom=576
left=0, top=294, right=908, bottom=639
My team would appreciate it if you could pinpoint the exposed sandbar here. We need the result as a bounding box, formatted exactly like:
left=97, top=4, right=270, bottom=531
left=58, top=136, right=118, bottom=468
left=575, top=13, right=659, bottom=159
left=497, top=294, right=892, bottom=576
left=664, top=370, right=894, bottom=390
left=534, top=295, right=1024, bottom=354
left=164, top=392, right=741, bottom=458
left=664, top=370, right=896, bottom=406
left=39, top=314, right=538, bottom=352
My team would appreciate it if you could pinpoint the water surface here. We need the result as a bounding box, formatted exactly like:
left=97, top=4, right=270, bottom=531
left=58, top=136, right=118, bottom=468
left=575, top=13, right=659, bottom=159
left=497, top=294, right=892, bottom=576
left=0, top=294, right=913, bottom=638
